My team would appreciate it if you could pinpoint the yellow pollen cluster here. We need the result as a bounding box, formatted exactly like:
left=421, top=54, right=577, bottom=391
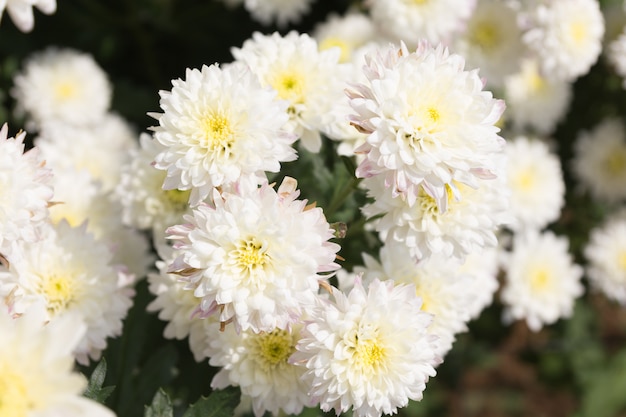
left=568, top=21, right=588, bottom=46
left=200, top=112, right=235, bottom=153
left=529, top=267, right=552, bottom=292
left=319, top=37, right=351, bottom=63
left=352, top=328, right=387, bottom=373
left=54, top=81, right=76, bottom=100
left=234, top=238, right=269, bottom=273
left=253, top=329, right=296, bottom=370
left=427, top=108, right=440, bottom=124
left=39, top=274, right=75, bottom=315
left=605, top=149, right=626, bottom=175
left=0, top=363, right=32, bottom=417
left=271, top=70, right=306, bottom=104
left=513, top=169, right=536, bottom=193
left=470, top=21, right=500, bottom=51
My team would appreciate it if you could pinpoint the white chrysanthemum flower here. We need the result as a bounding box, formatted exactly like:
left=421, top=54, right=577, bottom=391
left=35, top=113, right=137, bottom=192
left=167, top=177, right=340, bottom=333
left=460, top=246, right=500, bottom=320
left=152, top=62, right=296, bottom=206
left=347, top=41, right=506, bottom=210
left=584, top=210, right=626, bottom=305
left=608, top=29, right=626, bottom=89
left=147, top=245, right=213, bottom=362
left=362, top=160, right=511, bottom=261
left=357, top=241, right=477, bottom=359
left=572, top=117, right=626, bottom=204
left=206, top=321, right=313, bottom=417
left=231, top=31, right=346, bottom=153
left=243, top=0, right=314, bottom=28
left=0, top=221, right=134, bottom=364
left=0, top=305, right=116, bottom=417
left=117, top=133, right=193, bottom=236
left=504, top=58, right=572, bottom=135
left=521, top=0, right=604, bottom=81
left=0, top=0, right=56, bottom=32
left=12, top=47, right=111, bottom=128
left=0, top=124, right=53, bottom=257
left=314, top=12, right=379, bottom=64
left=367, top=0, right=475, bottom=45
left=500, top=229, right=584, bottom=332
left=505, top=136, right=564, bottom=231
left=291, top=278, right=439, bottom=417
left=453, top=0, right=526, bottom=87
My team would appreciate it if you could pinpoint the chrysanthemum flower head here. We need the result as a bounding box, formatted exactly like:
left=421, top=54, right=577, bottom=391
left=167, top=177, right=340, bottom=333
left=0, top=0, right=56, bottom=32
left=0, top=221, right=134, bottom=364
left=522, top=0, right=604, bottom=82
left=314, top=12, right=379, bottom=64
left=453, top=0, right=526, bottom=87
left=584, top=209, right=626, bottom=305
left=0, top=304, right=116, bottom=417
left=206, top=321, right=313, bottom=417
left=151, top=62, right=296, bottom=206
left=367, top=0, right=475, bottom=46
left=572, top=117, right=626, bottom=204
left=504, top=58, right=572, bottom=136
left=231, top=31, right=347, bottom=153
left=505, top=136, right=564, bottom=231
left=12, top=47, right=112, bottom=128
left=291, top=277, right=439, bottom=417
left=500, top=229, right=584, bottom=332
left=0, top=124, right=53, bottom=257
left=347, top=41, right=506, bottom=210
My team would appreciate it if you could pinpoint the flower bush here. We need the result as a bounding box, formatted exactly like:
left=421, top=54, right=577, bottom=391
left=2, top=1, right=626, bottom=417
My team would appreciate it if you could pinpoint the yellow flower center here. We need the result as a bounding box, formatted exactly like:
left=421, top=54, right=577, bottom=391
left=417, top=183, right=456, bottom=216
left=319, top=37, right=351, bottom=63
left=252, top=329, right=296, bottom=371
left=39, top=274, right=75, bottom=315
left=0, top=362, right=32, bottom=417
left=529, top=267, right=552, bottom=293
left=270, top=69, right=306, bottom=104
left=525, top=66, right=547, bottom=94
left=164, top=188, right=191, bottom=211
left=200, top=111, right=234, bottom=154
left=470, top=20, right=500, bottom=51
left=231, top=238, right=270, bottom=277
left=54, top=81, right=76, bottom=101
left=605, top=148, right=626, bottom=176
left=512, top=168, right=536, bottom=193
left=568, top=20, right=588, bottom=46
left=618, top=251, right=626, bottom=271
left=411, top=0, right=428, bottom=4
left=351, top=325, right=387, bottom=374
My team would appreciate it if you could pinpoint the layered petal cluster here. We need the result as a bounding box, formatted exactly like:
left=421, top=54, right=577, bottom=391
left=167, top=178, right=340, bottom=333
left=584, top=210, right=626, bottom=305
left=152, top=62, right=296, bottom=206
left=291, top=278, right=439, bottom=417
left=347, top=41, right=506, bottom=210
left=0, top=305, right=116, bottom=417
left=0, top=221, right=134, bottom=364
left=500, top=230, right=584, bottom=331
left=12, top=47, right=112, bottom=128
left=0, top=124, right=53, bottom=257
left=231, top=31, right=346, bottom=153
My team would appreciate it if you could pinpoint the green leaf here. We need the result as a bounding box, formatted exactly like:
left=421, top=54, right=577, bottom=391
left=182, top=386, right=241, bottom=417
left=84, top=358, right=116, bottom=404
left=577, top=349, right=626, bottom=417
left=144, top=388, right=173, bottom=417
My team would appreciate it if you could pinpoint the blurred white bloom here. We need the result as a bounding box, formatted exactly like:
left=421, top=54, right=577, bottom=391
left=522, top=0, right=604, bottom=81
left=0, top=221, right=134, bottom=364
left=608, top=29, right=626, bottom=89
left=361, top=159, right=511, bottom=261
left=584, top=210, right=626, bottom=305
left=152, top=62, right=296, bottom=206
left=500, top=229, right=584, bottom=332
left=167, top=178, right=340, bottom=333
left=357, top=241, right=478, bottom=359
left=35, top=113, right=137, bottom=192
left=367, top=0, right=475, bottom=45
left=0, top=0, right=56, bottom=32
left=453, top=0, right=526, bottom=87
left=0, top=124, right=53, bottom=257
left=505, top=136, right=564, bottom=231
left=291, top=278, right=439, bottom=417
left=347, top=42, right=505, bottom=211
left=460, top=247, right=500, bottom=320
left=572, top=117, right=626, bottom=204
left=314, top=12, right=379, bottom=64
left=117, top=133, right=193, bottom=236
left=0, top=305, right=115, bottom=417
left=232, top=31, right=346, bottom=153
left=244, top=0, right=314, bottom=28
left=207, top=322, right=313, bottom=417
left=148, top=245, right=212, bottom=361
left=12, top=47, right=111, bottom=128
left=504, top=58, right=572, bottom=135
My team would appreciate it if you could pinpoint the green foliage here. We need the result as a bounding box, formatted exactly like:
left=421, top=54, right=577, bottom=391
left=145, top=389, right=174, bottom=417
left=84, top=358, right=116, bottom=404
left=182, top=386, right=241, bottom=417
